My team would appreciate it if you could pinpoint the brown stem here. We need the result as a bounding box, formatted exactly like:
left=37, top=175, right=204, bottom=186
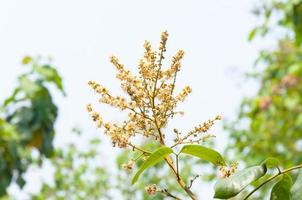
left=164, top=156, right=198, bottom=200
left=128, top=143, right=151, bottom=154
left=154, top=123, right=197, bottom=199
left=188, top=174, right=200, bottom=189
left=148, top=50, right=198, bottom=199
left=152, top=116, right=198, bottom=199
left=160, top=189, right=182, bottom=200
left=176, top=154, right=180, bottom=180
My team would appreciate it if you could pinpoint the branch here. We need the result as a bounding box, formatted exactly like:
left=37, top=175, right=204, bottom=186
left=243, top=164, right=302, bottom=200
left=188, top=174, right=200, bottom=189
left=164, top=156, right=198, bottom=200
left=176, top=154, right=180, bottom=180
left=159, top=189, right=182, bottom=200
left=127, top=143, right=151, bottom=155
left=125, top=106, right=153, bottom=121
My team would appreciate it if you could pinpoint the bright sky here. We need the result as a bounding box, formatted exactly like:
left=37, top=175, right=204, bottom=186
left=0, top=0, right=266, bottom=199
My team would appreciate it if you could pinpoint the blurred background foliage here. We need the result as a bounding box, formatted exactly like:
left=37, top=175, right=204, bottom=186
left=1, top=0, right=302, bottom=199
left=0, top=56, right=64, bottom=197
left=31, top=130, right=111, bottom=200
left=0, top=57, right=197, bottom=199
left=227, top=0, right=302, bottom=168
left=225, top=0, right=302, bottom=199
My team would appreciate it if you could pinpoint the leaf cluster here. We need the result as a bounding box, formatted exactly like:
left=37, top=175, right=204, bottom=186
left=0, top=56, right=64, bottom=196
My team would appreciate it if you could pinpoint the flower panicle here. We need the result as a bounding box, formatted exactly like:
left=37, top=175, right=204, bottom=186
left=145, top=184, right=157, bottom=196
left=219, top=161, right=238, bottom=178
left=172, top=115, right=222, bottom=147
left=87, top=31, right=221, bottom=151
left=87, top=31, right=224, bottom=200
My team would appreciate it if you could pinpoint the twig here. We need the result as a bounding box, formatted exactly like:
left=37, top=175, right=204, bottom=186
left=170, top=134, right=215, bottom=149
left=160, top=189, right=182, bottom=200
left=133, top=153, right=145, bottom=161
left=188, top=174, right=200, bottom=189
left=128, top=143, right=151, bottom=155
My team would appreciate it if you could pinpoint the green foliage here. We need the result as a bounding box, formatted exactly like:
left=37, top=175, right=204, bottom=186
left=270, top=174, right=292, bottom=200
left=212, top=162, right=302, bottom=199
left=0, top=56, right=64, bottom=196
left=214, top=165, right=267, bottom=199
left=22, top=56, right=64, bottom=94
left=291, top=169, right=302, bottom=200
left=115, top=141, right=197, bottom=200
left=262, top=157, right=280, bottom=169
left=293, top=2, right=302, bottom=45
left=248, top=27, right=258, bottom=41
left=225, top=1, right=302, bottom=198
left=179, top=145, right=225, bottom=166
left=132, top=147, right=173, bottom=184
left=247, top=0, right=302, bottom=42
left=227, top=38, right=302, bottom=167
left=227, top=0, right=302, bottom=168
left=0, top=118, right=23, bottom=196
left=32, top=133, right=111, bottom=200
left=33, top=64, right=65, bottom=95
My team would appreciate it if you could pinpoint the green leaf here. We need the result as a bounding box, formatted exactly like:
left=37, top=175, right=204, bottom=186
left=291, top=169, right=302, bottom=200
left=19, top=75, right=42, bottom=98
left=0, top=174, right=12, bottom=197
left=288, top=64, right=301, bottom=75
left=16, top=176, right=26, bottom=188
left=34, top=65, right=65, bottom=94
left=248, top=27, right=258, bottom=41
left=131, top=147, right=173, bottom=185
left=0, top=118, right=20, bottom=140
left=214, top=165, right=267, bottom=199
left=293, top=2, right=302, bottom=45
left=3, top=88, right=20, bottom=107
left=179, top=145, right=225, bottom=166
left=262, top=157, right=280, bottom=169
left=270, top=174, right=293, bottom=200
left=22, top=56, right=32, bottom=65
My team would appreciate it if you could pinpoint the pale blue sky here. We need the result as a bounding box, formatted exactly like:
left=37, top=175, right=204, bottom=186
left=0, top=0, right=269, bottom=199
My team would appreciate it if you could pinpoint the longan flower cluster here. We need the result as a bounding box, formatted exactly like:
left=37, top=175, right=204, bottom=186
left=145, top=184, right=157, bottom=196
left=86, top=104, right=103, bottom=128
left=122, top=159, right=135, bottom=172
left=87, top=31, right=220, bottom=153
left=162, top=49, right=184, bottom=78
left=176, top=86, right=192, bottom=102
left=219, top=162, right=238, bottom=178
left=189, top=115, right=222, bottom=135
left=88, top=80, right=129, bottom=110
left=171, top=115, right=221, bottom=148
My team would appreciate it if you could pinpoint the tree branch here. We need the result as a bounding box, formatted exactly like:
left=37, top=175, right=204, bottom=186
left=127, top=143, right=151, bottom=155
left=188, top=174, right=200, bottom=189
left=244, top=164, right=302, bottom=200
left=160, top=189, right=182, bottom=200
